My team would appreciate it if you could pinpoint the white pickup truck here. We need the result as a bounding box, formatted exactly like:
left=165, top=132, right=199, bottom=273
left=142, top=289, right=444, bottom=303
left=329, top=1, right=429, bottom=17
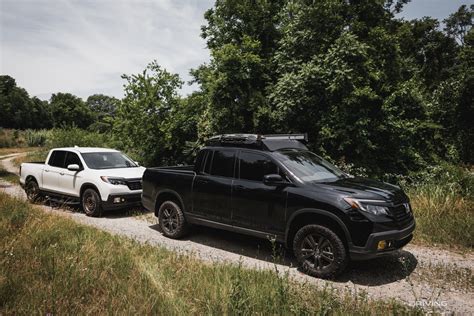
left=20, top=147, right=146, bottom=216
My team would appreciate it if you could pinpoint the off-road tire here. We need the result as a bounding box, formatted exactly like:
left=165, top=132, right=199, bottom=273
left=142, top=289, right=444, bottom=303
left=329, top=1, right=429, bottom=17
left=158, top=200, right=188, bottom=239
left=293, top=224, right=348, bottom=279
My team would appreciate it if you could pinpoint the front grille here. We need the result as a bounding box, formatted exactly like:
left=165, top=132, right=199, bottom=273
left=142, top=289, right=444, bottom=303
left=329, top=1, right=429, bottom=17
left=126, top=179, right=142, bottom=190
left=390, top=203, right=413, bottom=227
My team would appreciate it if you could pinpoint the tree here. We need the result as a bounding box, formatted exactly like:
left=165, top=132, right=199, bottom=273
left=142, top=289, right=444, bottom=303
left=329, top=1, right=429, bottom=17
left=192, top=0, right=285, bottom=138
left=113, top=61, right=185, bottom=165
left=444, top=4, right=473, bottom=45
left=49, top=93, right=92, bottom=129
left=0, top=75, right=53, bottom=129
left=86, top=94, right=120, bottom=132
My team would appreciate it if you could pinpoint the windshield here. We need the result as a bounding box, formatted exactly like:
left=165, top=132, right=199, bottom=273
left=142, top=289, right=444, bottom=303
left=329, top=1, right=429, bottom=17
left=81, top=152, right=137, bottom=170
left=274, top=149, right=346, bottom=183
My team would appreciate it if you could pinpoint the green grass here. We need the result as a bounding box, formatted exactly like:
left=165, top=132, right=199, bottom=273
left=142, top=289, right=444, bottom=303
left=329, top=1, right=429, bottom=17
left=0, top=193, right=420, bottom=314
left=406, top=164, right=474, bottom=250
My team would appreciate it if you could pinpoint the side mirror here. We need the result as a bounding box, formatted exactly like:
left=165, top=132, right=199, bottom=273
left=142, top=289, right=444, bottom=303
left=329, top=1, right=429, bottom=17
left=67, top=164, right=80, bottom=171
left=263, top=174, right=289, bottom=186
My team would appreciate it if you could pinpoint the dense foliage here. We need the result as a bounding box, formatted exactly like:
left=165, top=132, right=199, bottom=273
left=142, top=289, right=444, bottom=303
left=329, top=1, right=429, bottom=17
left=0, top=76, right=117, bottom=132
left=1, top=1, right=472, bottom=175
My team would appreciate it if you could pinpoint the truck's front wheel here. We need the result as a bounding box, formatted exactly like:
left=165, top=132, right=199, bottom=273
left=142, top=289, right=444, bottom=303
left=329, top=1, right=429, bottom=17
left=293, top=224, right=347, bottom=279
left=82, top=188, right=103, bottom=217
left=158, top=201, right=188, bottom=239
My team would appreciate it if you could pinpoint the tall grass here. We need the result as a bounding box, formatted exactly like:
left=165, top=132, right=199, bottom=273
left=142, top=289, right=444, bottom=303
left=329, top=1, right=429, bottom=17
left=0, top=193, right=419, bottom=314
left=405, top=164, right=474, bottom=249
left=25, top=129, right=48, bottom=147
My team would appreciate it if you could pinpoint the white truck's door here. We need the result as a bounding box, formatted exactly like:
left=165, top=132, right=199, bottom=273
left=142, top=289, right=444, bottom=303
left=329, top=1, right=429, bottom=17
left=42, top=150, right=66, bottom=193
left=58, top=151, right=83, bottom=197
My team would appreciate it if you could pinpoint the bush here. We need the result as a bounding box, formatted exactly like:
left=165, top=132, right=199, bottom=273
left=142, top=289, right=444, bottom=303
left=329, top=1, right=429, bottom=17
left=25, top=130, right=48, bottom=147
left=46, top=126, right=114, bottom=148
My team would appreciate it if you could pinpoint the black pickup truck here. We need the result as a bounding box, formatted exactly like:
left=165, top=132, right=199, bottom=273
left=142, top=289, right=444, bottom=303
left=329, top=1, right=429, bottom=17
left=142, top=134, right=415, bottom=278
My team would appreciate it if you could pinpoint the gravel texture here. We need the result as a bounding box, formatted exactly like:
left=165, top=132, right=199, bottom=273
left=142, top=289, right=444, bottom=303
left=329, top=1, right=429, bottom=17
left=1, top=153, right=473, bottom=314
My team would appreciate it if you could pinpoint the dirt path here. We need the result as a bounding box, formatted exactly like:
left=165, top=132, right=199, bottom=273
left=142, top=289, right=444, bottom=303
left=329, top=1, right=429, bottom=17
left=1, top=153, right=473, bottom=314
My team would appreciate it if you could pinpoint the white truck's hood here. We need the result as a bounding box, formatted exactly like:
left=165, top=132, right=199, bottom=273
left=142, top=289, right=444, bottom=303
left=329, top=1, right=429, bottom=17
left=90, top=166, right=146, bottom=179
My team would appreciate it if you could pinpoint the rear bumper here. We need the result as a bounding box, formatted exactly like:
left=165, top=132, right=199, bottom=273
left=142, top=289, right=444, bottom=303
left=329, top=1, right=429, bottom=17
left=102, top=193, right=142, bottom=210
left=349, top=220, right=415, bottom=260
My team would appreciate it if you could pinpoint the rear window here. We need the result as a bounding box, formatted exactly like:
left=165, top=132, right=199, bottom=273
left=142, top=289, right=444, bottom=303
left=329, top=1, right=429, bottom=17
left=210, top=149, right=235, bottom=178
left=48, top=150, right=67, bottom=168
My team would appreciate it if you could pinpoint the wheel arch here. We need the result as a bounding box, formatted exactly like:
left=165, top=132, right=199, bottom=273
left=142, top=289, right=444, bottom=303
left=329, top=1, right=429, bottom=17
left=154, top=189, right=185, bottom=217
left=80, top=183, right=101, bottom=199
left=285, top=209, right=352, bottom=249
left=25, top=175, right=38, bottom=184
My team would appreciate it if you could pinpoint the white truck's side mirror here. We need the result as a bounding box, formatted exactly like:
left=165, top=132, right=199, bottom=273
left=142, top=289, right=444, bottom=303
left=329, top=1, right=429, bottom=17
left=67, top=164, right=80, bottom=171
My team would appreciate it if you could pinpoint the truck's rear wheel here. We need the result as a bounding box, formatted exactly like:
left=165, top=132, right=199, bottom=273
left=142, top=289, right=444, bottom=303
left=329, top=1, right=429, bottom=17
left=25, top=179, right=41, bottom=202
left=293, top=224, right=347, bottom=279
left=158, top=201, right=188, bottom=239
left=82, top=188, right=103, bottom=217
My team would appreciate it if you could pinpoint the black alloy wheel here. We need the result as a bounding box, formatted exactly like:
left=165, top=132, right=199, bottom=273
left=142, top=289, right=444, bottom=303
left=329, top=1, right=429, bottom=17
left=158, top=201, right=188, bottom=238
left=293, top=224, right=348, bottom=279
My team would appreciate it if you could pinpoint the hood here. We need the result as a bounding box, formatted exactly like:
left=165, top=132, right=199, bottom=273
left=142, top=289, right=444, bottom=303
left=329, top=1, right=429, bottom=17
left=316, top=177, right=408, bottom=203
left=90, top=166, right=146, bottom=179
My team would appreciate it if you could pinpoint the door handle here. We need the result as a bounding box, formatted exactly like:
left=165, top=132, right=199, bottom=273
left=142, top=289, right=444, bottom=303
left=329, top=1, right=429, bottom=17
left=44, top=169, right=49, bottom=172
left=60, top=172, right=64, bottom=176
left=234, top=185, right=245, bottom=190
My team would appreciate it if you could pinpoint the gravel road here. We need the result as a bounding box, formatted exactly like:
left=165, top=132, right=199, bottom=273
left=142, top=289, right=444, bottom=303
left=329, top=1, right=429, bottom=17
left=1, top=153, right=473, bottom=314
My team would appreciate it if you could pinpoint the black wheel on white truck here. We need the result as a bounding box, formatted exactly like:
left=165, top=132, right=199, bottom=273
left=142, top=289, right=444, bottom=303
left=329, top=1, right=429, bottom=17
left=25, top=178, right=41, bottom=202
left=82, top=188, right=103, bottom=217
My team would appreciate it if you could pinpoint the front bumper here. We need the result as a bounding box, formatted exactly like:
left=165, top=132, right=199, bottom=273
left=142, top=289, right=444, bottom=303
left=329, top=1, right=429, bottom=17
left=349, top=220, right=415, bottom=260
left=102, top=193, right=142, bottom=210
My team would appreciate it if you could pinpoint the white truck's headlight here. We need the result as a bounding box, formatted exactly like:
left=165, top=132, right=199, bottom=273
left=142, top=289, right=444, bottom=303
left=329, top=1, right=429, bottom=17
left=100, top=176, right=127, bottom=185
left=344, top=197, right=389, bottom=216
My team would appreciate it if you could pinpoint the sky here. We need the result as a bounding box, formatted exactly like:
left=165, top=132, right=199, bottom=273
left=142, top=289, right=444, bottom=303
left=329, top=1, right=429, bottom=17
left=0, top=0, right=472, bottom=101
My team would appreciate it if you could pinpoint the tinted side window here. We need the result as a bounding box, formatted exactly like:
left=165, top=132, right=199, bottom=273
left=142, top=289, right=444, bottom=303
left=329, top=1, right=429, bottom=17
left=48, top=150, right=67, bottom=168
left=195, top=149, right=207, bottom=172
left=65, top=152, right=83, bottom=169
left=210, top=150, right=235, bottom=178
left=203, top=150, right=213, bottom=174
left=239, top=152, right=278, bottom=182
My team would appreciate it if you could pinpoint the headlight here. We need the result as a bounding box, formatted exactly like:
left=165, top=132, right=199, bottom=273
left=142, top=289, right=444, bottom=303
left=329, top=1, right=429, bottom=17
left=344, top=197, right=389, bottom=216
left=100, top=176, right=127, bottom=185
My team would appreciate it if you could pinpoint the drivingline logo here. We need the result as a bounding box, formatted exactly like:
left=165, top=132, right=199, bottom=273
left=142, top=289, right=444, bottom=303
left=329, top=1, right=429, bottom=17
left=413, top=299, right=448, bottom=308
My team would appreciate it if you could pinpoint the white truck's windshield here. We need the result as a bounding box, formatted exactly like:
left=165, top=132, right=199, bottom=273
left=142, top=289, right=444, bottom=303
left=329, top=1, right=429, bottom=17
left=81, top=152, right=137, bottom=169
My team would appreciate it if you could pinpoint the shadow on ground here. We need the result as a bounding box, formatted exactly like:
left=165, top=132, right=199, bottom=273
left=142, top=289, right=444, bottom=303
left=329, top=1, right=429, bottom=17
left=33, top=199, right=418, bottom=286
left=149, top=223, right=418, bottom=286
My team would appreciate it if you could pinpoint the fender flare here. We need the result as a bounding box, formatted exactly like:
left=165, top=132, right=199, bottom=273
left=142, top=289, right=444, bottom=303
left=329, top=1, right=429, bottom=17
left=80, top=182, right=101, bottom=199
left=285, top=208, right=352, bottom=246
left=154, top=189, right=186, bottom=214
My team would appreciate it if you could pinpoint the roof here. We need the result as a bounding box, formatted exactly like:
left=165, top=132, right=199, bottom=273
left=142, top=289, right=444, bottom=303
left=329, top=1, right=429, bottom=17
left=205, top=134, right=308, bottom=151
left=52, top=147, right=119, bottom=153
